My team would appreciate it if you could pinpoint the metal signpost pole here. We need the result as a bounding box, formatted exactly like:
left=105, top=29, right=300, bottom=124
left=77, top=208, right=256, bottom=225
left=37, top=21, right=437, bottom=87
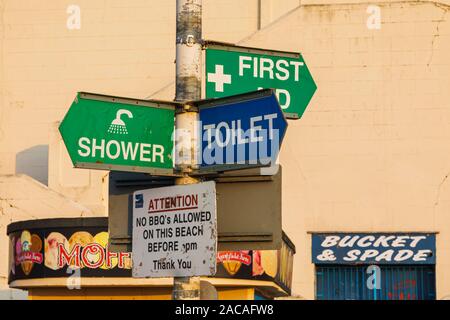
left=173, top=0, right=203, bottom=300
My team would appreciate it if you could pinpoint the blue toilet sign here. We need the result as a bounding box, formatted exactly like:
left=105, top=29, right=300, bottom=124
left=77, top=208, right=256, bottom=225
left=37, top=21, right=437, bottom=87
left=197, top=89, right=288, bottom=172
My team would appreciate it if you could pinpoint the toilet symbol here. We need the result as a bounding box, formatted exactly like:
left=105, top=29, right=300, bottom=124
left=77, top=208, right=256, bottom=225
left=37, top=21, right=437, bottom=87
left=108, top=109, right=133, bottom=135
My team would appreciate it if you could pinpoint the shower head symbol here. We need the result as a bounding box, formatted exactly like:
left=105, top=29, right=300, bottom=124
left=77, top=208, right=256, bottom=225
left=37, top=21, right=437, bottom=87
left=108, top=109, right=133, bottom=135
left=113, top=109, right=133, bottom=125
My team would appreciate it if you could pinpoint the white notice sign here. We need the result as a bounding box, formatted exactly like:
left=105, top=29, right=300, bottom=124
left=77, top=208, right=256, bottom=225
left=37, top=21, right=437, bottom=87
left=132, top=181, right=217, bottom=278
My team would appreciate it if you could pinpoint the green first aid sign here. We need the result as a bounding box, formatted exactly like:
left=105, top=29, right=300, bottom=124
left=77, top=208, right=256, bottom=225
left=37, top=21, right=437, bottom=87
left=59, top=92, right=176, bottom=175
left=205, top=43, right=317, bottom=119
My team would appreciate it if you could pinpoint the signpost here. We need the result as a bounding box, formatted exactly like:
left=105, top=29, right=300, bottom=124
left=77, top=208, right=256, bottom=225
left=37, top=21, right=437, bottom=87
left=205, top=41, right=317, bottom=119
left=172, top=0, right=203, bottom=300
left=197, top=89, right=288, bottom=172
left=132, top=181, right=217, bottom=278
left=58, top=0, right=304, bottom=300
left=59, top=92, right=177, bottom=175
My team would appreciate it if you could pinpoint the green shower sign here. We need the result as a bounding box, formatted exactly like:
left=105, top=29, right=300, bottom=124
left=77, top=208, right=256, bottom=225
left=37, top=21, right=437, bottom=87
left=59, top=92, right=176, bottom=175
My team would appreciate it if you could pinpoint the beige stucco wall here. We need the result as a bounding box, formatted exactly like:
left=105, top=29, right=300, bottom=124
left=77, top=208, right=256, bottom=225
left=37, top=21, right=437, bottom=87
left=241, top=1, right=450, bottom=298
left=1, top=0, right=450, bottom=299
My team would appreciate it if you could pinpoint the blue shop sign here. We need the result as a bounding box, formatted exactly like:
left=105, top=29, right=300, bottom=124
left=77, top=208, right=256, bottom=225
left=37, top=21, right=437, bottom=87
left=312, top=233, right=436, bottom=265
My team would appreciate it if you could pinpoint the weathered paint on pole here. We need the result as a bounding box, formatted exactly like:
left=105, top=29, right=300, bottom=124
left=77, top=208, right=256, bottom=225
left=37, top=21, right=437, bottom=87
left=176, top=0, right=202, bottom=101
left=173, top=0, right=203, bottom=300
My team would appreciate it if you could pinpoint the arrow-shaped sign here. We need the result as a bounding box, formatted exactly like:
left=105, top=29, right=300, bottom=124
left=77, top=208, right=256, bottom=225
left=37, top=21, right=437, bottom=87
left=59, top=92, right=177, bottom=175
left=204, top=41, right=317, bottom=120
left=196, top=89, right=288, bottom=172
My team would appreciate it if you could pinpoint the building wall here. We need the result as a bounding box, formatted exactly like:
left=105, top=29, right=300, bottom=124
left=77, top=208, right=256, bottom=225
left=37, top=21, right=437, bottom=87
left=241, top=1, right=450, bottom=298
left=259, top=0, right=300, bottom=29
left=0, top=0, right=5, bottom=170
left=1, top=0, right=450, bottom=299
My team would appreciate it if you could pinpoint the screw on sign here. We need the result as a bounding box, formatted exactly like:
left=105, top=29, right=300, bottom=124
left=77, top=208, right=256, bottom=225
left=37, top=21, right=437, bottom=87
left=205, top=41, right=317, bottom=119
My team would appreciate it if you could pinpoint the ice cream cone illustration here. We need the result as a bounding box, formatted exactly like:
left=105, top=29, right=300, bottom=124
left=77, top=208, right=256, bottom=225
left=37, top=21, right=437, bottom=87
left=21, top=231, right=33, bottom=275
left=223, top=260, right=242, bottom=276
left=18, top=231, right=43, bottom=275
left=93, top=232, right=117, bottom=270
left=260, top=250, right=278, bottom=278
left=217, top=251, right=252, bottom=276
left=31, top=234, right=42, bottom=252
left=45, top=232, right=69, bottom=270
left=69, top=231, right=94, bottom=269
left=252, top=250, right=264, bottom=276
left=22, top=260, right=33, bottom=275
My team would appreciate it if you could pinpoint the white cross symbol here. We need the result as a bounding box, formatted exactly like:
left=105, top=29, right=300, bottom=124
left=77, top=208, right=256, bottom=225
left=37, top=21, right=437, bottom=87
left=207, top=65, right=232, bottom=92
